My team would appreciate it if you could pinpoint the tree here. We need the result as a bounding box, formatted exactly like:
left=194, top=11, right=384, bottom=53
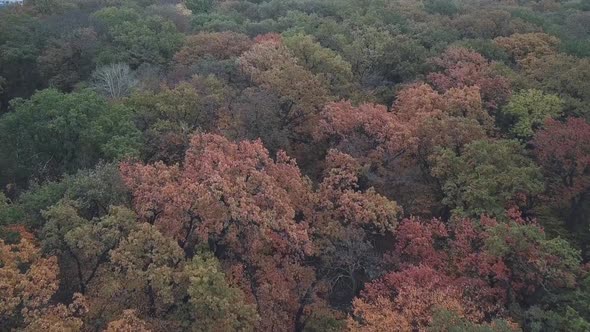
left=424, top=0, right=461, bottom=16
left=238, top=37, right=330, bottom=143
left=38, top=28, right=98, bottom=92
left=127, top=80, right=222, bottom=132
left=430, top=139, right=544, bottom=218
left=0, top=89, right=140, bottom=187
left=120, top=133, right=316, bottom=331
left=92, top=7, right=183, bottom=67
left=314, top=84, right=492, bottom=215
left=283, top=33, right=354, bottom=97
left=90, top=63, right=137, bottom=99
left=0, top=236, right=59, bottom=329
left=41, top=202, right=137, bottom=295
left=0, top=12, right=42, bottom=110
left=493, top=33, right=559, bottom=64
left=185, top=251, right=259, bottom=331
left=341, top=26, right=393, bottom=86
left=393, top=83, right=494, bottom=132
left=22, top=294, right=87, bottom=332
left=520, top=53, right=590, bottom=120
left=172, top=31, right=251, bottom=82
left=312, top=151, right=401, bottom=301
left=105, top=310, right=151, bottom=332
left=314, top=100, right=408, bottom=167
left=427, top=47, right=511, bottom=111
left=125, top=78, right=228, bottom=163
left=349, top=266, right=470, bottom=331
left=533, top=118, right=590, bottom=225
left=501, top=89, right=563, bottom=139
left=11, top=162, right=131, bottom=231
left=218, top=87, right=290, bottom=156
left=349, top=214, right=583, bottom=331
left=185, top=0, right=215, bottom=14
left=86, top=222, right=258, bottom=331
left=429, top=309, right=519, bottom=332
left=108, top=222, right=186, bottom=317
left=451, top=9, right=539, bottom=40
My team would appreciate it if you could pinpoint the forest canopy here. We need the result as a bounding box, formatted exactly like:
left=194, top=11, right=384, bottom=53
left=1, top=0, right=590, bottom=331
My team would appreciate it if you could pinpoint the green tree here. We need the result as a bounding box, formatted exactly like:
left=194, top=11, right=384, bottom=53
left=125, top=79, right=227, bottom=163
left=431, top=139, right=544, bottom=218
left=424, top=0, right=461, bottom=16
left=0, top=12, right=42, bottom=109
left=185, top=252, right=259, bottom=331
left=185, top=0, right=215, bottom=14
left=42, top=202, right=137, bottom=294
left=501, top=89, right=563, bottom=139
left=92, top=7, right=183, bottom=67
left=86, top=223, right=258, bottom=330
left=0, top=89, right=140, bottom=187
left=11, top=162, right=129, bottom=230
left=429, top=309, right=519, bottom=332
left=521, top=54, right=590, bottom=120
left=37, top=28, right=98, bottom=91
left=283, top=33, right=354, bottom=97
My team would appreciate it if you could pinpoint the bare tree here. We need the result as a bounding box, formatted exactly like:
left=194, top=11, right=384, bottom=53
left=90, top=63, right=137, bottom=99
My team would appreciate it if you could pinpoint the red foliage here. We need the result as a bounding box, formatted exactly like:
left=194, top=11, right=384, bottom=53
left=356, top=212, right=583, bottom=329
left=315, top=85, right=490, bottom=215
left=253, top=33, right=283, bottom=45
left=316, top=84, right=491, bottom=167
left=392, top=217, right=448, bottom=269
left=120, top=132, right=410, bottom=330
left=121, top=133, right=315, bottom=330
left=315, top=101, right=410, bottom=165
left=352, top=265, right=470, bottom=330
left=427, top=47, right=511, bottom=111
left=533, top=117, right=590, bottom=209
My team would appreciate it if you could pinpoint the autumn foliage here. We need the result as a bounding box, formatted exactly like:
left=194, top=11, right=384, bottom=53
left=1, top=0, right=590, bottom=331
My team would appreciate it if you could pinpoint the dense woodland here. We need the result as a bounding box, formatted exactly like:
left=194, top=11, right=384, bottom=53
left=1, top=0, right=590, bottom=330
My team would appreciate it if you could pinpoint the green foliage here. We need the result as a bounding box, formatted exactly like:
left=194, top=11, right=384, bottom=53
left=522, top=264, right=590, bottom=330
left=185, top=0, right=215, bottom=14
left=455, top=39, right=510, bottom=62
left=283, top=33, right=354, bottom=97
left=429, top=309, right=519, bottom=332
left=0, top=193, right=25, bottom=234
left=525, top=305, right=590, bottom=332
left=27, top=0, right=76, bottom=15
left=1, top=0, right=590, bottom=330
left=521, top=54, right=590, bottom=120
left=41, top=201, right=137, bottom=295
left=0, top=12, right=42, bottom=108
left=0, top=89, right=140, bottom=186
left=92, top=7, right=183, bottom=67
left=431, top=139, right=544, bottom=218
left=125, top=79, right=227, bottom=163
left=424, top=0, right=461, bottom=17
left=186, top=252, right=259, bottom=331
left=485, top=221, right=582, bottom=288
left=9, top=162, right=129, bottom=231
left=501, top=89, right=563, bottom=138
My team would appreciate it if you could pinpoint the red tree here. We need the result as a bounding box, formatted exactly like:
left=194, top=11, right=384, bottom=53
left=121, top=133, right=403, bottom=330
left=121, top=133, right=315, bottom=331
left=533, top=117, right=590, bottom=219
left=427, top=47, right=511, bottom=111
left=315, top=84, right=491, bottom=215
left=350, top=212, right=583, bottom=330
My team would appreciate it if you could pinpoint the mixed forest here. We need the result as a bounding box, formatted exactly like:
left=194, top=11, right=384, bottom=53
left=1, top=0, right=590, bottom=330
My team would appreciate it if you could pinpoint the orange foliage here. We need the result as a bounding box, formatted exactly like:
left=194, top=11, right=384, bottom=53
left=427, top=47, right=511, bottom=110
